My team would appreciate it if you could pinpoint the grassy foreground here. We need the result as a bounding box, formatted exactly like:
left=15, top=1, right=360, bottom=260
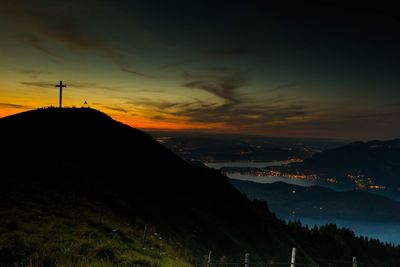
left=0, top=186, right=192, bottom=267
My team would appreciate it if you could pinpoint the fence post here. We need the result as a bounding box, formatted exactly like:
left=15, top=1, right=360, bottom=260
left=207, top=251, right=212, bottom=267
left=245, top=253, right=250, bottom=267
left=290, top=247, right=296, bottom=267
left=142, top=224, right=148, bottom=249
left=352, top=257, right=357, bottom=267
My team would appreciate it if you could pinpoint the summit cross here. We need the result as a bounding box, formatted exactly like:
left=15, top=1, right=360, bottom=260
left=56, top=81, right=67, bottom=108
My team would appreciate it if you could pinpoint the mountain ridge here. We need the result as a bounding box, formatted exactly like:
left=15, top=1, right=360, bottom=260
left=298, top=139, right=400, bottom=188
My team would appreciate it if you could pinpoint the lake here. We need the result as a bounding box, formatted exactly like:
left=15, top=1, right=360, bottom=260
left=205, top=161, right=400, bottom=245
left=205, top=160, right=323, bottom=187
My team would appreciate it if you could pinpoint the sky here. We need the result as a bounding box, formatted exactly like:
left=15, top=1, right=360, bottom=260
left=0, top=1, right=400, bottom=140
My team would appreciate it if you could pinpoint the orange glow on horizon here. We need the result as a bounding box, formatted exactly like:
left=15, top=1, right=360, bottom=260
left=111, top=113, right=234, bottom=132
left=0, top=106, right=235, bottom=133
left=0, top=107, right=30, bottom=119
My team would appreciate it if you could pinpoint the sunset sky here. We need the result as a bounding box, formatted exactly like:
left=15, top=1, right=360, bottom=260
left=1, top=1, right=400, bottom=140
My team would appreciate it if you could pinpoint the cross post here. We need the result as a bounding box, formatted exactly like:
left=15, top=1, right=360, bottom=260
left=56, top=81, right=67, bottom=108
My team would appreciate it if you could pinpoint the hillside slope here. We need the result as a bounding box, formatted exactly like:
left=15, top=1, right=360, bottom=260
left=0, top=108, right=300, bottom=266
left=0, top=183, right=191, bottom=267
left=1, top=108, right=400, bottom=266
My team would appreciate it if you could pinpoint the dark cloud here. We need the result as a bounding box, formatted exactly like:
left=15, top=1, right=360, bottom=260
left=174, top=102, right=313, bottom=126
left=0, top=103, right=31, bottom=109
left=2, top=1, right=154, bottom=78
left=119, top=63, right=155, bottom=79
left=12, top=68, right=52, bottom=75
left=2, top=1, right=103, bottom=52
left=20, top=81, right=120, bottom=91
left=99, top=105, right=129, bottom=113
left=127, top=86, right=314, bottom=128
left=151, top=115, right=166, bottom=120
left=273, top=83, right=297, bottom=91
left=127, top=98, right=195, bottom=110
left=127, top=91, right=400, bottom=139
left=183, top=72, right=246, bottom=104
left=68, top=82, right=121, bottom=91
left=21, top=36, right=61, bottom=58
left=20, top=81, right=54, bottom=88
left=174, top=71, right=314, bottom=126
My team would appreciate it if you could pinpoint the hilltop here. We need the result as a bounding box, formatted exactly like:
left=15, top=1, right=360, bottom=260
left=1, top=108, right=399, bottom=266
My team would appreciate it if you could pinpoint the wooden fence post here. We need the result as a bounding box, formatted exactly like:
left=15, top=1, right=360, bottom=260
left=290, top=247, right=296, bottom=267
left=207, top=251, right=212, bottom=267
left=352, top=257, right=357, bottom=267
left=245, top=253, right=250, bottom=267
left=142, top=224, right=148, bottom=249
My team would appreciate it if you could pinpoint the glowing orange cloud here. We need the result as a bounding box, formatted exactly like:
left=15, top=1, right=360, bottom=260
left=111, top=112, right=233, bottom=132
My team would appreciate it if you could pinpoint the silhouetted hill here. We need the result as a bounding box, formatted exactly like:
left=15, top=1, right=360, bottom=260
left=1, top=108, right=399, bottom=266
left=0, top=108, right=299, bottom=265
left=230, top=180, right=400, bottom=222
left=298, top=139, right=400, bottom=187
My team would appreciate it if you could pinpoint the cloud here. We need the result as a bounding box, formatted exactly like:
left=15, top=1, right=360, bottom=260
left=119, top=63, right=155, bottom=79
left=2, top=1, right=154, bottom=78
left=0, top=103, right=31, bottom=109
left=2, top=1, right=102, bottom=52
left=173, top=101, right=313, bottom=126
left=21, top=36, right=61, bottom=58
left=20, top=81, right=120, bottom=91
left=183, top=72, right=246, bottom=103
left=273, top=83, right=297, bottom=91
left=127, top=90, right=400, bottom=140
left=125, top=69, right=315, bottom=128
left=127, top=98, right=196, bottom=110
left=20, top=81, right=54, bottom=88
left=146, top=71, right=312, bottom=127
left=68, top=82, right=120, bottom=91
left=12, top=68, right=52, bottom=75
left=99, top=105, right=129, bottom=113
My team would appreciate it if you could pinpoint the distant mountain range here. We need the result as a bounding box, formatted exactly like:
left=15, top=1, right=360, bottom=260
left=220, top=139, right=400, bottom=199
left=230, top=179, right=400, bottom=222
left=298, top=139, right=400, bottom=188
left=150, top=131, right=344, bottom=162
